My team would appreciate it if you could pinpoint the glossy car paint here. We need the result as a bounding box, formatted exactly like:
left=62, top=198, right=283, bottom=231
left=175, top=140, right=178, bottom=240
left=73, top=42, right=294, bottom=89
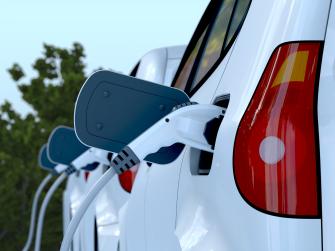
left=319, top=2, right=335, bottom=250
left=135, top=45, right=186, bottom=86
left=94, top=165, right=129, bottom=250
left=63, top=171, right=88, bottom=251
left=122, top=0, right=332, bottom=251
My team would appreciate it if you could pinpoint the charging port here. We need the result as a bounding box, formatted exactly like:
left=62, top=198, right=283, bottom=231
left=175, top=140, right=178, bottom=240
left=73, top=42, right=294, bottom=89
left=190, top=94, right=230, bottom=175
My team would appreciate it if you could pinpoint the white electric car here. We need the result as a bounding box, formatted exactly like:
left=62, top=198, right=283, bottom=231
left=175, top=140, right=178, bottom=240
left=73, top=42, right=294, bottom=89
left=121, top=0, right=335, bottom=250
left=62, top=45, right=186, bottom=251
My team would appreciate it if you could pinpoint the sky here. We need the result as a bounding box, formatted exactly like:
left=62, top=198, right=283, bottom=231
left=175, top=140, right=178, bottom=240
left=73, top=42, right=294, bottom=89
left=0, top=0, right=209, bottom=115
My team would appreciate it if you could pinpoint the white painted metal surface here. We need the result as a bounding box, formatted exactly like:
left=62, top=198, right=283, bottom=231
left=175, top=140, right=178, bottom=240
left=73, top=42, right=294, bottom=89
left=319, top=1, right=335, bottom=250
left=122, top=0, right=332, bottom=250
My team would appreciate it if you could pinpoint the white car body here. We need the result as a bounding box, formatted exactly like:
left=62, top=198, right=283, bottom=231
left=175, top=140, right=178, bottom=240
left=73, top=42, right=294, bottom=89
left=319, top=3, right=335, bottom=251
left=122, top=0, right=335, bottom=251
left=62, top=45, right=186, bottom=250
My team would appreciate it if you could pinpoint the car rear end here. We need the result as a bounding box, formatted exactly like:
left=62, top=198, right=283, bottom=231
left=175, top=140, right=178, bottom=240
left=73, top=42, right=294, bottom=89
left=173, top=0, right=332, bottom=250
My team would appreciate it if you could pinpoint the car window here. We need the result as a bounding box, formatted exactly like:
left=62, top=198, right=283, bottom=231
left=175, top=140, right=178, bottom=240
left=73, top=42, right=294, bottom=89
left=129, top=61, right=140, bottom=77
left=224, top=0, right=251, bottom=47
left=173, top=27, right=208, bottom=90
left=192, top=0, right=236, bottom=87
left=172, top=0, right=251, bottom=95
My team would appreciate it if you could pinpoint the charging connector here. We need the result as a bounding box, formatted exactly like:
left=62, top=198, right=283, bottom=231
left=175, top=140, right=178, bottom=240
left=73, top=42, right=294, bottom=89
left=60, top=104, right=223, bottom=251
left=112, top=104, right=223, bottom=173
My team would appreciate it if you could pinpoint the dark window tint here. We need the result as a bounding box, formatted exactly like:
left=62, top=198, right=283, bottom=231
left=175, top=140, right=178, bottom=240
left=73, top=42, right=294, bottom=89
left=192, top=0, right=236, bottom=87
left=190, top=95, right=230, bottom=175
left=94, top=218, right=99, bottom=251
left=129, top=61, right=141, bottom=77
left=172, top=0, right=251, bottom=95
left=224, top=0, right=251, bottom=47
left=173, top=27, right=208, bottom=90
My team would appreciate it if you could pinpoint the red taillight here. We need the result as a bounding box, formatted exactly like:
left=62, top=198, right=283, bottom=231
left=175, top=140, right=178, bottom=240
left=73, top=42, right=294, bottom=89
left=84, top=171, right=90, bottom=181
left=234, top=42, right=322, bottom=217
left=118, top=165, right=139, bottom=193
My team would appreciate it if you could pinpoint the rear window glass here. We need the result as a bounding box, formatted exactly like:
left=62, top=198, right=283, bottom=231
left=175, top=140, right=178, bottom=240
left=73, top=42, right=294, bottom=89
left=192, top=0, right=236, bottom=87
left=172, top=0, right=251, bottom=95
left=173, top=27, right=208, bottom=90
left=129, top=61, right=141, bottom=77
left=225, top=0, right=251, bottom=47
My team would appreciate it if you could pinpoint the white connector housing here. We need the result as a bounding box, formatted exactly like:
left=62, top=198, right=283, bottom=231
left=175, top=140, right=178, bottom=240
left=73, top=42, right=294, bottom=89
left=129, top=104, right=223, bottom=161
left=54, top=164, right=68, bottom=174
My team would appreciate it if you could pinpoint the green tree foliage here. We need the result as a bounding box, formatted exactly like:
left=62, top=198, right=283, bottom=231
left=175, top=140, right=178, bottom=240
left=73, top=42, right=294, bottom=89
left=0, top=43, right=87, bottom=250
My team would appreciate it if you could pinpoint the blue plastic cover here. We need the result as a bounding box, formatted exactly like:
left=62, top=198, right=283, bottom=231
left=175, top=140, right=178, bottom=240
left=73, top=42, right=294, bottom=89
left=48, top=126, right=89, bottom=165
left=74, top=70, right=189, bottom=164
left=82, top=162, right=99, bottom=171
left=38, top=144, right=57, bottom=173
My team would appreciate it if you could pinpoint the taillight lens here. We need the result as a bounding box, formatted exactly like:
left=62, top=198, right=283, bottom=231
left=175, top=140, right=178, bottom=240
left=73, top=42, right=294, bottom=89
left=234, top=42, right=322, bottom=217
left=84, top=171, right=90, bottom=181
left=83, top=162, right=100, bottom=182
left=118, top=165, right=139, bottom=193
